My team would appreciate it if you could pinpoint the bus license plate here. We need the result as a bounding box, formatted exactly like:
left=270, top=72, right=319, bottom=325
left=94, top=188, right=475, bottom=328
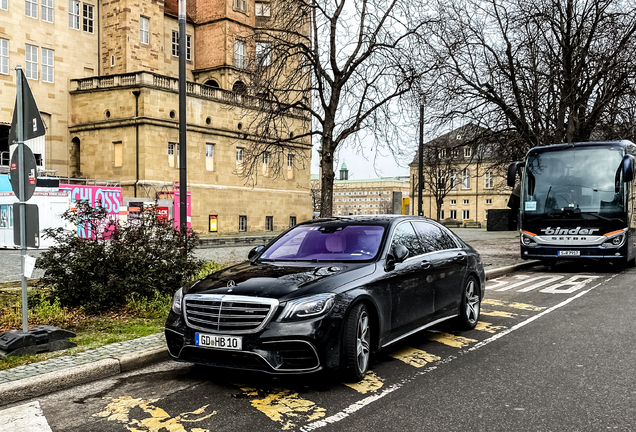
left=195, top=333, right=242, bottom=350
left=558, top=250, right=580, bottom=256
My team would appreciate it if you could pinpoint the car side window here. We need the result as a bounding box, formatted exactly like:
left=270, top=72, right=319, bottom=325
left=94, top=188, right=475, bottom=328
left=390, top=222, right=425, bottom=258
left=412, top=221, right=457, bottom=252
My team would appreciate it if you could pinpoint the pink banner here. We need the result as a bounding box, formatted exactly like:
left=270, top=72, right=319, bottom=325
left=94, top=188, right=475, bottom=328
left=59, top=184, right=123, bottom=238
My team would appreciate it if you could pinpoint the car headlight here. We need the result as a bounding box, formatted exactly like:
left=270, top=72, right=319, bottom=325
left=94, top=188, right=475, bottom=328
left=521, top=232, right=537, bottom=247
left=171, top=288, right=183, bottom=315
left=277, top=294, right=336, bottom=322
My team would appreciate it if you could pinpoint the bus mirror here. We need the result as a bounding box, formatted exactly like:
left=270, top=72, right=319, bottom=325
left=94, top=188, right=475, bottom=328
left=623, top=155, right=635, bottom=183
left=507, top=162, right=521, bottom=188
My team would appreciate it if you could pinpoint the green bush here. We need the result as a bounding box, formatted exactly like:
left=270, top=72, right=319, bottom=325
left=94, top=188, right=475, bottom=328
left=36, top=200, right=203, bottom=312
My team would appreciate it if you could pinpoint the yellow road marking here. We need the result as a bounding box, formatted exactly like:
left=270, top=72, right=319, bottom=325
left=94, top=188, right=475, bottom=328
left=508, top=302, right=545, bottom=311
left=481, top=310, right=517, bottom=318
left=474, top=321, right=507, bottom=333
left=94, top=396, right=215, bottom=432
left=240, top=388, right=326, bottom=430
left=389, top=346, right=441, bottom=367
left=344, top=371, right=384, bottom=393
left=483, top=299, right=545, bottom=311
left=427, top=332, right=478, bottom=348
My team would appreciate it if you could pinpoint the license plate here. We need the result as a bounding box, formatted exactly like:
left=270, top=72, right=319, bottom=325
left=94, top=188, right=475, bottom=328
left=558, top=250, right=580, bottom=256
left=195, top=333, right=242, bottom=350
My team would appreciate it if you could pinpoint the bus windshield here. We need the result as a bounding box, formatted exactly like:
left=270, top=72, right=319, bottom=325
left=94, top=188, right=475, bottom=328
left=522, top=147, right=625, bottom=220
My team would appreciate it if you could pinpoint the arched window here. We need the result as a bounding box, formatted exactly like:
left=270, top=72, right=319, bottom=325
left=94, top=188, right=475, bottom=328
left=232, top=80, right=247, bottom=94
left=462, top=168, right=471, bottom=189
left=205, top=79, right=220, bottom=88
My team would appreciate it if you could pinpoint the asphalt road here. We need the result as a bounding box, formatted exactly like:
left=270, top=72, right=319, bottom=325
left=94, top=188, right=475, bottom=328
left=5, top=261, right=635, bottom=431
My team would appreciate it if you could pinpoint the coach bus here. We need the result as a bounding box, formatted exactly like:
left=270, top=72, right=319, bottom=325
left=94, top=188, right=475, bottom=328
left=508, top=140, right=636, bottom=266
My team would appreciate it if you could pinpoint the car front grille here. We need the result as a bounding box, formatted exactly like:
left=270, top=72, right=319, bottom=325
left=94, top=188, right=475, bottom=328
left=184, top=294, right=279, bottom=334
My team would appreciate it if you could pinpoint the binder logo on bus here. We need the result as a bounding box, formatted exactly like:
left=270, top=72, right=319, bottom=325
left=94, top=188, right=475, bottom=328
left=59, top=184, right=123, bottom=239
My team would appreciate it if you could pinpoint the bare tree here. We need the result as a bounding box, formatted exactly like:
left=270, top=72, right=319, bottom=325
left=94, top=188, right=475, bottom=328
left=416, top=0, right=636, bottom=163
left=240, top=0, right=430, bottom=216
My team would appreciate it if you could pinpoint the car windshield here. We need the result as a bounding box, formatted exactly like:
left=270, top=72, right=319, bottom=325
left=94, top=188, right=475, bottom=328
left=260, top=224, right=385, bottom=262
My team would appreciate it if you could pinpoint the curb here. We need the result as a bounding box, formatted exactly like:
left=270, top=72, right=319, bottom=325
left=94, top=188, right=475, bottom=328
left=0, top=261, right=541, bottom=408
left=485, top=260, right=542, bottom=280
left=0, top=346, right=168, bottom=408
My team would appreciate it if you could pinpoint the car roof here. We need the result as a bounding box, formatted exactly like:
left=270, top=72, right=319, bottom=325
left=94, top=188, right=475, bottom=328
left=298, top=215, right=435, bottom=228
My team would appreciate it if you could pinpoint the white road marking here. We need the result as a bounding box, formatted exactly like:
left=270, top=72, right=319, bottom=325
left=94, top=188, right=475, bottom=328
left=297, top=272, right=620, bottom=432
left=0, top=401, right=53, bottom=432
left=539, top=275, right=600, bottom=294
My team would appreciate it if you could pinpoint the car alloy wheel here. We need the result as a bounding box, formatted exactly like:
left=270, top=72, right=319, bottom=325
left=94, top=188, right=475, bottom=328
left=454, top=276, right=480, bottom=330
left=342, top=303, right=371, bottom=382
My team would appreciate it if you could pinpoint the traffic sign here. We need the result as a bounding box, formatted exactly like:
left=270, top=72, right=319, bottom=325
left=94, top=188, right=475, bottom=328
left=13, top=203, right=40, bottom=248
left=9, top=145, right=38, bottom=201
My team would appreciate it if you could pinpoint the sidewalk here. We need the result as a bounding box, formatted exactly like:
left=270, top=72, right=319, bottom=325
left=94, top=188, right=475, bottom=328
left=0, top=229, right=534, bottom=407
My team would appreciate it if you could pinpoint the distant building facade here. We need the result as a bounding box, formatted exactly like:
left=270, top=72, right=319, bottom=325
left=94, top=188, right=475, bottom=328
left=328, top=164, right=410, bottom=216
left=409, top=126, right=511, bottom=224
left=0, top=0, right=312, bottom=234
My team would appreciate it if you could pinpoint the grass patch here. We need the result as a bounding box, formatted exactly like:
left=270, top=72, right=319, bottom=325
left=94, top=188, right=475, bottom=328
left=0, top=260, right=226, bottom=372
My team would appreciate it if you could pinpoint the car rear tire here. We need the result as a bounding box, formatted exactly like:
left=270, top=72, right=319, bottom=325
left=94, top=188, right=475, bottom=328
left=341, top=303, right=371, bottom=382
left=454, top=276, right=481, bottom=330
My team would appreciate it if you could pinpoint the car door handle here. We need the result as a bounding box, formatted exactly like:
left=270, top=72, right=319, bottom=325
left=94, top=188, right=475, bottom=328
left=420, top=260, right=431, bottom=269
left=454, top=254, right=466, bottom=262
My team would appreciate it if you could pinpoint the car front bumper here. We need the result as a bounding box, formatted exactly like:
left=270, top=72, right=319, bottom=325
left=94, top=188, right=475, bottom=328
left=165, top=311, right=343, bottom=375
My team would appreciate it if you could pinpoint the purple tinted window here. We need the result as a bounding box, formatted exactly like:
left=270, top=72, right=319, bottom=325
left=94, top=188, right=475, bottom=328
left=262, top=225, right=385, bottom=261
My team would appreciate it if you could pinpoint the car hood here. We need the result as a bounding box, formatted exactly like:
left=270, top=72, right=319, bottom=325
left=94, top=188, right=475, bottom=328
left=183, top=261, right=374, bottom=300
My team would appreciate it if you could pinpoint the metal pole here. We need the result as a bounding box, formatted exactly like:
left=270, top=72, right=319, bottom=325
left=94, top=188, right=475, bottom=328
left=16, top=66, right=28, bottom=333
left=178, top=0, right=188, bottom=237
left=418, top=104, right=424, bottom=216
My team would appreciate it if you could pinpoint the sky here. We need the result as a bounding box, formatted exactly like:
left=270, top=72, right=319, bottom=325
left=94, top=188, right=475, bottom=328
left=310, top=142, right=413, bottom=180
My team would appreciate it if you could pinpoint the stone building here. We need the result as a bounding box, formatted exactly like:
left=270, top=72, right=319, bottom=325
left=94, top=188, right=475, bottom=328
left=322, top=164, right=411, bottom=216
left=0, top=0, right=312, bottom=234
left=408, top=126, right=511, bottom=224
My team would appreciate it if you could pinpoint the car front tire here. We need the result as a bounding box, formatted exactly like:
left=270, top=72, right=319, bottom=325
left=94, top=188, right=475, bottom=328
left=454, top=276, right=481, bottom=330
left=341, top=302, right=371, bottom=382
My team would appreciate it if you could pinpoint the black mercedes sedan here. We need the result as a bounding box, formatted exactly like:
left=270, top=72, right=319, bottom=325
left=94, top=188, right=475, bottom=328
left=165, top=216, right=485, bottom=381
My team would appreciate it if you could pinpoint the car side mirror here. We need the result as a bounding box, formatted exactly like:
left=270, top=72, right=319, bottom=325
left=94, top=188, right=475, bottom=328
left=386, top=244, right=409, bottom=270
left=248, top=245, right=265, bottom=261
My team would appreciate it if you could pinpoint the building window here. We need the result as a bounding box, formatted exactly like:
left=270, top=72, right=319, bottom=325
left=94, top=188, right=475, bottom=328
left=265, top=216, right=273, bottom=231
left=110, top=55, right=115, bottom=67
left=486, top=198, right=492, bottom=205
left=450, top=199, right=456, bottom=205
left=236, top=147, right=244, bottom=162
left=25, top=44, right=38, bottom=80
left=171, top=31, right=191, bottom=60
left=289, top=216, right=297, bottom=228
left=83, top=3, right=93, bottom=33
left=287, top=154, right=294, bottom=168
left=440, top=210, right=444, bottom=219
left=69, top=0, right=79, bottom=29
left=26, top=0, right=38, bottom=18
left=262, top=152, right=270, bottom=165
left=42, top=48, right=54, bottom=82
left=462, top=210, right=470, bottom=220
left=462, top=168, right=471, bottom=189
left=464, top=147, right=471, bottom=158
left=113, top=142, right=123, bottom=167
left=239, top=215, right=247, bottom=232
left=450, top=170, right=457, bottom=190
left=206, top=143, right=214, bottom=158
left=484, top=171, right=493, bottom=189
left=140, top=16, right=149, bottom=44
left=0, top=39, right=8, bottom=75
left=463, top=199, right=469, bottom=205
left=439, top=149, right=446, bottom=158
left=256, top=42, right=271, bottom=66
left=1, top=0, right=7, bottom=10
left=42, top=0, right=53, bottom=22
left=255, top=2, right=270, bottom=16
left=234, top=39, right=246, bottom=68
left=234, top=0, right=246, bottom=11
left=450, top=210, right=457, bottom=219
left=168, top=142, right=176, bottom=155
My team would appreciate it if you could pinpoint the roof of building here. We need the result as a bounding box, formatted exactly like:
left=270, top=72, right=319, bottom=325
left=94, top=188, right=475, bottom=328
left=340, top=162, right=348, bottom=170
